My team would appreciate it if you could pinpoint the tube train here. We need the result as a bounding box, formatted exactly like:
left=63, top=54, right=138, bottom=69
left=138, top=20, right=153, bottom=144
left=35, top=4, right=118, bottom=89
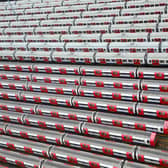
left=0, top=51, right=168, bottom=66
left=0, top=123, right=167, bottom=167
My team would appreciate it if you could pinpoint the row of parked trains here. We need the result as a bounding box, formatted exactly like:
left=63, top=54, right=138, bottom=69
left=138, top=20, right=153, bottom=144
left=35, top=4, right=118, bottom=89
left=0, top=62, right=168, bottom=79
left=0, top=23, right=168, bottom=35
left=0, top=78, right=168, bottom=105
left=0, top=51, right=168, bottom=66
left=2, top=0, right=168, bottom=11
left=0, top=6, right=167, bottom=22
left=0, top=99, right=167, bottom=134
left=0, top=109, right=158, bottom=147
left=1, top=32, right=168, bottom=45
left=0, top=86, right=167, bottom=116
left=1, top=16, right=168, bottom=28
left=0, top=0, right=167, bottom=167
left=0, top=78, right=168, bottom=102
left=1, top=32, right=168, bottom=44
left=1, top=0, right=168, bottom=14
left=1, top=41, right=168, bottom=54
left=0, top=75, right=168, bottom=91
left=0, top=145, right=162, bottom=168
left=0, top=121, right=167, bottom=167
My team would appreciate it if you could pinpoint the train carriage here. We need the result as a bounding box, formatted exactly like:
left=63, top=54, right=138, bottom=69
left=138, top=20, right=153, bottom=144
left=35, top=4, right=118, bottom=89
left=6, top=123, right=64, bottom=144
left=0, top=89, right=21, bottom=101
left=15, top=51, right=52, bottom=62
left=72, top=96, right=136, bottom=114
left=0, top=100, right=37, bottom=114
left=137, top=67, right=168, bottom=79
left=78, top=86, right=140, bottom=101
left=23, top=114, right=82, bottom=133
left=52, top=51, right=95, bottom=64
left=140, top=90, right=168, bottom=105
left=32, top=73, right=81, bottom=85
left=0, top=62, right=33, bottom=72
left=0, top=148, right=43, bottom=168
left=81, top=122, right=157, bottom=146
left=81, top=76, right=141, bottom=90
left=0, top=110, right=24, bottom=124
left=95, top=112, right=167, bottom=134
left=49, top=145, right=123, bottom=168
left=20, top=91, right=73, bottom=106
left=28, top=82, right=78, bottom=95
left=62, top=133, right=136, bottom=159
left=136, top=146, right=168, bottom=167
left=36, top=105, right=95, bottom=122
left=0, top=135, right=51, bottom=158
left=33, top=63, right=80, bottom=75
left=0, top=80, right=28, bottom=91
left=0, top=71, right=31, bottom=81
left=147, top=53, right=168, bottom=66
left=141, top=79, right=168, bottom=92
left=80, top=65, right=137, bottom=78
left=95, top=52, right=145, bottom=65
left=136, top=103, right=168, bottom=120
